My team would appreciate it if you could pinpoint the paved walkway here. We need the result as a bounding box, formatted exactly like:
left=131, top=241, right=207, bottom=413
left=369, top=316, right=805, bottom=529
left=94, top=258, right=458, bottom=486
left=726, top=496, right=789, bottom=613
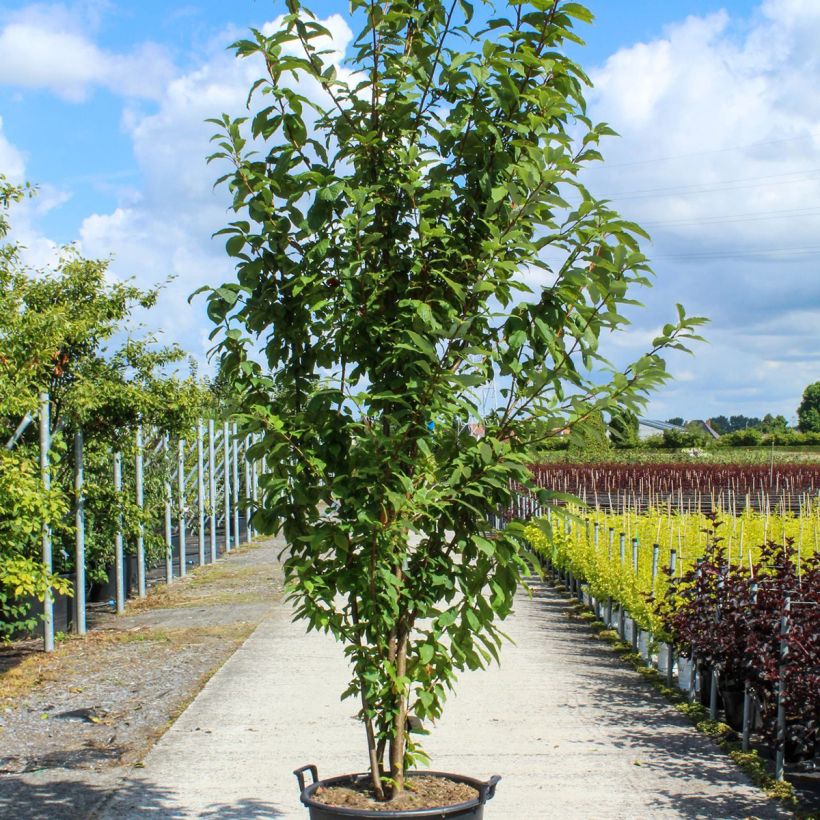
left=94, top=568, right=788, bottom=819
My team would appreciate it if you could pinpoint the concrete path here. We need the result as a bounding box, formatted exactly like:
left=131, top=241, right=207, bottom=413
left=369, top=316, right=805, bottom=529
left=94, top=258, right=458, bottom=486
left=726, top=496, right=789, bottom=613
left=94, top=574, right=788, bottom=819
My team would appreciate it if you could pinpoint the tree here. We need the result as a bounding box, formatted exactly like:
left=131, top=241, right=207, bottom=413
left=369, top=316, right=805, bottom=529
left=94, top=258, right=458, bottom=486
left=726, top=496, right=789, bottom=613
left=797, top=382, right=820, bottom=433
left=666, top=417, right=685, bottom=427
left=206, top=0, right=705, bottom=801
left=759, top=413, right=788, bottom=434
left=0, top=176, right=214, bottom=635
left=609, top=407, right=639, bottom=447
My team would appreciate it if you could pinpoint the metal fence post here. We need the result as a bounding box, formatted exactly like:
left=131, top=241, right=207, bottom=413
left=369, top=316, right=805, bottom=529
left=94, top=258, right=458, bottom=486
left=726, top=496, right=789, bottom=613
left=208, top=419, right=217, bottom=562
left=164, top=434, right=173, bottom=582
left=177, top=438, right=187, bottom=578
left=775, top=596, right=790, bottom=781
left=232, top=422, right=240, bottom=547
left=223, top=421, right=232, bottom=552
left=39, top=392, right=54, bottom=652
left=244, top=435, right=252, bottom=542
left=114, top=451, right=125, bottom=614
left=135, top=425, right=146, bottom=597
left=197, top=420, right=205, bottom=565
left=73, top=430, right=86, bottom=634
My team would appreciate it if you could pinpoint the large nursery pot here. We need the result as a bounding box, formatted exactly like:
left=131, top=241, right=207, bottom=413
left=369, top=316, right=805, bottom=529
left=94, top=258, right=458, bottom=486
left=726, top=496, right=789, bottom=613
left=294, top=766, right=501, bottom=820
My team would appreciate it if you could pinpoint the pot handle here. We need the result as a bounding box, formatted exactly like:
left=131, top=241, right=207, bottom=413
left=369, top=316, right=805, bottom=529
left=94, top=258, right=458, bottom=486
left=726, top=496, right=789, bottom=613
left=478, top=775, right=501, bottom=804
left=293, top=764, right=319, bottom=794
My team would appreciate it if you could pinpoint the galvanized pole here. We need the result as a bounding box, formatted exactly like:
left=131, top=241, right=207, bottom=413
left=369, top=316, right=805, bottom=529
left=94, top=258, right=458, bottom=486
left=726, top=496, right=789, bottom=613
left=208, top=419, right=217, bottom=562
left=177, top=439, right=187, bottom=578
left=39, top=392, right=54, bottom=652
left=223, top=421, right=232, bottom=552
left=135, top=425, right=146, bottom=597
left=197, top=420, right=206, bottom=565
left=73, top=430, right=86, bottom=634
left=244, top=435, right=252, bottom=542
left=742, top=581, right=758, bottom=752
left=775, top=596, right=790, bottom=781
left=164, top=434, right=173, bottom=582
left=232, top=422, right=240, bottom=546
left=114, top=451, right=125, bottom=614
left=666, top=549, right=677, bottom=688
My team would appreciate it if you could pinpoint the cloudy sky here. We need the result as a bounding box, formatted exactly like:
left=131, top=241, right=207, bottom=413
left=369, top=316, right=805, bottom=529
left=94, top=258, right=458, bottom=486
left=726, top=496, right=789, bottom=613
left=0, top=0, right=818, bottom=423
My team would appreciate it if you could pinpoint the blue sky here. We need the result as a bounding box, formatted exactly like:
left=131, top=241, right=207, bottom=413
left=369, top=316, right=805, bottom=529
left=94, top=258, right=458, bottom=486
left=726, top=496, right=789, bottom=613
left=1, top=0, right=818, bottom=423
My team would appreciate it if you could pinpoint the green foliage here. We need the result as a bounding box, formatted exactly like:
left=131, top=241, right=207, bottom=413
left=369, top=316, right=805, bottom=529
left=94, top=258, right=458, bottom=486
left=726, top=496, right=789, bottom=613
left=0, top=175, right=215, bottom=634
left=206, top=0, right=705, bottom=797
left=720, top=428, right=763, bottom=446
left=797, top=381, right=820, bottom=433
left=568, top=409, right=611, bottom=459
left=608, top=407, right=639, bottom=448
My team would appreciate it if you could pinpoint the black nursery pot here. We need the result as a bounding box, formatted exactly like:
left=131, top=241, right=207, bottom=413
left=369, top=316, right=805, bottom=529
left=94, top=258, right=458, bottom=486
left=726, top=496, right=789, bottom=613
left=294, top=766, right=501, bottom=820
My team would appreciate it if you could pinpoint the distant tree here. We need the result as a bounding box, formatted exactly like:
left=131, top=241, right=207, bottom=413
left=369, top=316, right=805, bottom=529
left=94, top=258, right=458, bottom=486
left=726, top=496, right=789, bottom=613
left=797, top=382, right=820, bottom=433
left=666, top=417, right=685, bottom=427
left=710, top=415, right=731, bottom=435
left=759, top=413, right=789, bottom=434
left=609, top=408, right=639, bottom=447
left=729, top=414, right=761, bottom=432
left=569, top=410, right=612, bottom=460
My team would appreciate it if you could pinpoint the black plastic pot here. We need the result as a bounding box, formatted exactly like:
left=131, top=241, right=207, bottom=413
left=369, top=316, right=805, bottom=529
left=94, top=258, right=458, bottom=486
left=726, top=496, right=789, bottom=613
left=294, top=766, right=500, bottom=820
left=718, top=680, right=745, bottom=731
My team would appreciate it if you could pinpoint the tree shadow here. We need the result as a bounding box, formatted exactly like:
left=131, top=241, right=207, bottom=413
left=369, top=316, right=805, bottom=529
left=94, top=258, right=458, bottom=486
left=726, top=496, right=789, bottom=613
left=0, top=774, right=287, bottom=819
left=524, top=580, right=798, bottom=819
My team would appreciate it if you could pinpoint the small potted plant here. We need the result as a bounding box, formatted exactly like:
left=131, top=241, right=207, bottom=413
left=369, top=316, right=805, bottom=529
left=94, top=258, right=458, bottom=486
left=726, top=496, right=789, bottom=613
left=205, top=0, right=704, bottom=814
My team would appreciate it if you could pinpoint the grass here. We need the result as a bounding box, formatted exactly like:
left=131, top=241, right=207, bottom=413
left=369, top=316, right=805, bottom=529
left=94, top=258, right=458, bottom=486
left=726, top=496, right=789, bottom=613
left=559, top=589, right=801, bottom=809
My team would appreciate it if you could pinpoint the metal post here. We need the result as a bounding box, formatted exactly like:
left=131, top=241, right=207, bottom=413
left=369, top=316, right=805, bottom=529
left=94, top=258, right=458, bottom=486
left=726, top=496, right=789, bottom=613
left=73, top=430, right=86, bottom=634
left=632, top=536, right=639, bottom=572
left=667, top=549, right=677, bottom=688
left=775, top=597, right=790, bottom=781
left=135, top=425, right=146, bottom=597
left=164, top=434, right=173, bottom=582
left=208, top=419, right=217, bottom=562
left=742, top=683, right=752, bottom=752
left=223, top=421, right=232, bottom=552
left=114, top=451, right=125, bottom=614
left=619, top=532, right=625, bottom=565
left=709, top=667, right=719, bottom=721
left=177, top=439, right=187, bottom=578
left=651, top=544, right=659, bottom=592
left=232, top=422, right=240, bottom=547
left=197, top=421, right=206, bottom=565
left=244, top=435, right=252, bottom=542
left=39, top=392, right=54, bottom=652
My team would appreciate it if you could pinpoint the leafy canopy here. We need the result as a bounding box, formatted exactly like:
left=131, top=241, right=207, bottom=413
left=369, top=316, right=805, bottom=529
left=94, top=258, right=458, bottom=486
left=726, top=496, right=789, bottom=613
left=206, top=0, right=705, bottom=798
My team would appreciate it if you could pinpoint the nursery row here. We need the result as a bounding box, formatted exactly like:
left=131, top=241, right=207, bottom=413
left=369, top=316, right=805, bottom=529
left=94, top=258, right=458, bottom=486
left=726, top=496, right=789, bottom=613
left=1, top=394, right=263, bottom=650
left=525, top=508, right=820, bottom=777
left=529, top=462, right=820, bottom=513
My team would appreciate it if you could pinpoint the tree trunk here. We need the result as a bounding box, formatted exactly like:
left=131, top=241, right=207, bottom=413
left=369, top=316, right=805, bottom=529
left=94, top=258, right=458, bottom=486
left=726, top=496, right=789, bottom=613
left=388, top=628, right=410, bottom=795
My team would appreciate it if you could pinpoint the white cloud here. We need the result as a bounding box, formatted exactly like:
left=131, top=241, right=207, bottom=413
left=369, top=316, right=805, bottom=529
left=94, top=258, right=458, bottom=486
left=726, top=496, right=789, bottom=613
left=585, top=0, right=820, bottom=419
left=76, top=14, right=354, bottom=366
left=0, top=116, right=26, bottom=182
left=0, top=12, right=174, bottom=101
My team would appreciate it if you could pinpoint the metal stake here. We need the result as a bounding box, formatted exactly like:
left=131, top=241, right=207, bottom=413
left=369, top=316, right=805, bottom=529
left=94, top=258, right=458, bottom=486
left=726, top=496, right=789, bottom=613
left=208, top=419, right=217, bottom=561
left=135, top=425, right=146, bottom=597
left=40, top=393, right=54, bottom=652
left=73, top=430, right=86, bottom=634
left=177, top=439, right=187, bottom=577
left=232, top=422, right=240, bottom=547
left=197, top=420, right=205, bottom=565
left=114, top=451, right=125, bottom=613
left=223, top=421, right=232, bottom=552
left=164, top=435, right=173, bottom=582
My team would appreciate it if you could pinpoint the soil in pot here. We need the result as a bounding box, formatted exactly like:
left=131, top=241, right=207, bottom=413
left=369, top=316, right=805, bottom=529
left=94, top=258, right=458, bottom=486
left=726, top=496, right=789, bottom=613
left=313, top=776, right=478, bottom=812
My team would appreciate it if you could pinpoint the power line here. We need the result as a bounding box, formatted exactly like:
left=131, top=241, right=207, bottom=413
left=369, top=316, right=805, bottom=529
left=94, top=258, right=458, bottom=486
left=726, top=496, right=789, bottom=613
left=601, top=135, right=816, bottom=170
left=655, top=245, right=820, bottom=260
left=640, top=205, right=820, bottom=229
left=606, top=167, right=820, bottom=201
